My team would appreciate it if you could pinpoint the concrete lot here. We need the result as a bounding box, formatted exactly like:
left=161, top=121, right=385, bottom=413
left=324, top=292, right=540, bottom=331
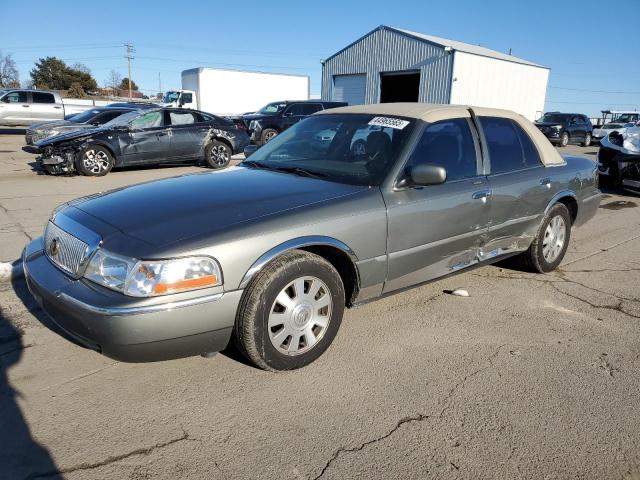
left=1, top=128, right=639, bottom=479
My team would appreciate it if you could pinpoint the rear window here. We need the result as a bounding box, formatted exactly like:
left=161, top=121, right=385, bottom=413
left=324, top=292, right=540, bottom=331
left=480, top=117, right=541, bottom=174
left=32, top=92, right=55, bottom=103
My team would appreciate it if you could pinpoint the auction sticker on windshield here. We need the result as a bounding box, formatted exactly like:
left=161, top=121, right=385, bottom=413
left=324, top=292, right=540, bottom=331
left=368, top=117, right=410, bottom=130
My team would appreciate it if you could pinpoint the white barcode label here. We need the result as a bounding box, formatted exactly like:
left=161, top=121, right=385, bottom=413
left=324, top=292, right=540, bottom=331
left=368, top=116, right=410, bottom=130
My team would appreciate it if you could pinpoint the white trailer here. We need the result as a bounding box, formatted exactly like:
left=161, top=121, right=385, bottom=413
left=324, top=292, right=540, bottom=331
left=163, top=68, right=310, bottom=115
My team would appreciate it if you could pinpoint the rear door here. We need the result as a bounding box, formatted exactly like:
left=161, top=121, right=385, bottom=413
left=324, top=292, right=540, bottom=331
left=478, top=116, right=556, bottom=255
left=120, top=110, right=171, bottom=164
left=166, top=110, right=202, bottom=159
left=30, top=91, right=62, bottom=122
left=383, top=116, right=491, bottom=293
left=0, top=91, right=30, bottom=124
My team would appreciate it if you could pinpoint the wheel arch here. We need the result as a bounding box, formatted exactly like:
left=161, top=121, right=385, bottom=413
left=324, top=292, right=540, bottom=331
left=545, top=190, right=578, bottom=224
left=238, top=236, right=360, bottom=306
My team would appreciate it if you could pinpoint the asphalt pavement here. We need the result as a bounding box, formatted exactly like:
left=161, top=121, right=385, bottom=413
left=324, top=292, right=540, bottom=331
left=1, top=128, right=639, bottom=479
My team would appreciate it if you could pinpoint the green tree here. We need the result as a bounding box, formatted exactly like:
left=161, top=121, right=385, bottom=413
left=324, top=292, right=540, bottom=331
left=30, top=57, right=97, bottom=92
left=119, top=77, right=138, bottom=91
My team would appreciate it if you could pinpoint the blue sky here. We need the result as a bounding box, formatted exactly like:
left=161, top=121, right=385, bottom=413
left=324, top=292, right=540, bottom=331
left=2, top=0, right=638, bottom=117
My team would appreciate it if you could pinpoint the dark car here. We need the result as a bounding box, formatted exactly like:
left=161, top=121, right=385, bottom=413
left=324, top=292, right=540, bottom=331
left=535, top=112, right=593, bottom=147
left=26, top=106, right=138, bottom=144
left=241, top=100, right=347, bottom=145
left=35, top=108, right=250, bottom=176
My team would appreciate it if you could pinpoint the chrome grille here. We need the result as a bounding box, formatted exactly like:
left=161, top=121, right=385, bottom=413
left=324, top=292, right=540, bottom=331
left=44, top=221, right=90, bottom=276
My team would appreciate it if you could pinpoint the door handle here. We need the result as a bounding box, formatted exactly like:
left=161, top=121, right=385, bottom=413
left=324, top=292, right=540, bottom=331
left=540, top=177, right=552, bottom=188
left=54, top=106, right=62, bottom=109
left=472, top=190, right=492, bottom=201
left=22, top=105, right=30, bottom=108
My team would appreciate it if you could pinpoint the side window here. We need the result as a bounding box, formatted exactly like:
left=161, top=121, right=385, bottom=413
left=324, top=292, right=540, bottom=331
left=32, top=92, right=55, bottom=103
left=405, top=118, right=478, bottom=181
left=285, top=104, right=305, bottom=116
left=511, top=120, right=542, bottom=168
left=168, top=111, right=195, bottom=125
left=130, top=111, right=163, bottom=129
left=95, top=111, right=125, bottom=124
left=1, top=91, right=28, bottom=103
left=181, top=93, right=193, bottom=104
left=479, top=116, right=529, bottom=174
left=302, top=103, right=323, bottom=115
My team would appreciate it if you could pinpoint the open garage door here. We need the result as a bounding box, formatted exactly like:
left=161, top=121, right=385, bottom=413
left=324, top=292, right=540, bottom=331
left=380, top=71, right=420, bottom=103
left=333, top=74, right=366, bottom=105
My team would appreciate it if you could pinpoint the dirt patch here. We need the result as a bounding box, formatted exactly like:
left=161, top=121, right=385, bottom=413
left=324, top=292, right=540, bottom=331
left=599, top=200, right=637, bottom=210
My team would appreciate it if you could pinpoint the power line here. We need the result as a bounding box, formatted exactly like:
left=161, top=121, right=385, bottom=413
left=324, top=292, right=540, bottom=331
left=549, top=86, right=640, bottom=95
left=135, top=55, right=314, bottom=71
left=546, top=100, right=639, bottom=106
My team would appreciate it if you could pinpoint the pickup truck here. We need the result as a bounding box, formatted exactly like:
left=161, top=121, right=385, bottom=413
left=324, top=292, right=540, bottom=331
left=0, top=89, right=91, bottom=126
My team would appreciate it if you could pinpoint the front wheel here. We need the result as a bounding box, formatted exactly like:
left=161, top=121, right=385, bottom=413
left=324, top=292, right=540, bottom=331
left=559, top=132, right=569, bottom=147
left=204, top=140, right=231, bottom=169
left=234, top=250, right=345, bottom=371
left=583, top=133, right=591, bottom=147
left=261, top=128, right=278, bottom=145
left=75, top=145, right=114, bottom=176
left=518, top=203, right=571, bottom=273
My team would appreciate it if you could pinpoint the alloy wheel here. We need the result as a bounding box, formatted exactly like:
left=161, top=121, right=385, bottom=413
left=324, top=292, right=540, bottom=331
left=82, top=149, right=110, bottom=174
left=268, top=276, right=332, bottom=356
left=210, top=145, right=229, bottom=166
left=542, top=215, right=566, bottom=263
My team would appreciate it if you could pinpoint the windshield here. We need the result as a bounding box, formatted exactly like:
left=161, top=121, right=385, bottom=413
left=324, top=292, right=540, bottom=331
left=241, top=114, right=415, bottom=186
left=257, top=102, right=287, bottom=114
left=613, top=113, right=639, bottom=123
left=163, top=91, right=181, bottom=103
left=537, top=113, right=569, bottom=124
left=68, top=109, right=103, bottom=124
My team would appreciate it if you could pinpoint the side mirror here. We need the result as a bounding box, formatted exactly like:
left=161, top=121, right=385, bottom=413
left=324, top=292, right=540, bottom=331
left=244, top=144, right=259, bottom=158
left=397, top=164, right=447, bottom=188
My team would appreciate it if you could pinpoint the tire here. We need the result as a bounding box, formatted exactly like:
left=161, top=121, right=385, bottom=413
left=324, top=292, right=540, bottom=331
left=234, top=250, right=345, bottom=371
left=559, top=132, right=569, bottom=147
left=204, top=140, right=231, bottom=169
left=261, top=128, right=278, bottom=145
left=519, top=203, right=571, bottom=273
left=75, top=145, right=114, bottom=176
left=583, top=133, right=591, bottom=147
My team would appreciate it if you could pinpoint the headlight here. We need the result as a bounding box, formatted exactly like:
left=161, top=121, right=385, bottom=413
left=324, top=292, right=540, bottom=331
left=84, top=249, right=222, bottom=297
left=551, top=125, right=562, bottom=130
left=47, top=130, right=59, bottom=137
left=249, top=120, right=258, bottom=130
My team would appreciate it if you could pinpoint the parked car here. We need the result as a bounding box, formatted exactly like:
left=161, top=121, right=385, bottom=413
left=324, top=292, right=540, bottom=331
left=535, top=112, right=593, bottom=147
left=22, top=104, right=600, bottom=370
left=598, top=127, right=640, bottom=194
left=592, top=120, right=640, bottom=144
left=35, top=107, right=250, bottom=176
left=0, top=89, right=91, bottom=126
left=26, top=106, right=140, bottom=144
left=241, top=100, right=347, bottom=145
left=592, top=110, right=640, bottom=129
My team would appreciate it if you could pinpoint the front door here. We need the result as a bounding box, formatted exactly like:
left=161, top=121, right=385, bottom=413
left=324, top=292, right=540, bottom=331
left=478, top=116, right=558, bottom=254
left=282, top=103, right=305, bottom=131
left=120, top=110, right=171, bottom=164
left=0, top=91, right=30, bottom=124
left=383, top=117, right=490, bottom=293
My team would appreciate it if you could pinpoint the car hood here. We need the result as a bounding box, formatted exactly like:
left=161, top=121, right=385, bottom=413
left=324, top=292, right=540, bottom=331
left=29, top=119, right=74, bottom=130
left=69, top=167, right=368, bottom=248
left=35, top=126, right=108, bottom=146
left=242, top=113, right=275, bottom=122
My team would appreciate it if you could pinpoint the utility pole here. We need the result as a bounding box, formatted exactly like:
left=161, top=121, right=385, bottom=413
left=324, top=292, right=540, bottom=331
left=124, top=43, right=135, bottom=99
left=158, top=72, right=162, bottom=96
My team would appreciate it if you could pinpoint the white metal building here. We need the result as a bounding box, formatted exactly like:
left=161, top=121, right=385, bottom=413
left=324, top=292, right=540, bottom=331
left=321, top=26, right=549, bottom=120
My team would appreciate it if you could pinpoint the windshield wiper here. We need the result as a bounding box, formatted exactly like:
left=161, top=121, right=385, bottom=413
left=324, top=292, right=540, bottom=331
left=242, top=160, right=271, bottom=169
left=273, top=166, right=328, bottom=179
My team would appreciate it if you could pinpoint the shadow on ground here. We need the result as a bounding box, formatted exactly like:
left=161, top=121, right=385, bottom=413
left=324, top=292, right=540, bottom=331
left=0, top=280, right=62, bottom=479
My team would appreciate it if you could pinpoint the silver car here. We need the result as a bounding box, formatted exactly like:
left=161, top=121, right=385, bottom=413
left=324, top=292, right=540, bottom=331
left=22, top=104, right=601, bottom=370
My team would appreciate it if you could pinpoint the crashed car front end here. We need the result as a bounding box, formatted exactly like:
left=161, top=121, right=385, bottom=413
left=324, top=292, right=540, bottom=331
left=36, top=142, right=80, bottom=174
left=598, top=127, right=640, bottom=193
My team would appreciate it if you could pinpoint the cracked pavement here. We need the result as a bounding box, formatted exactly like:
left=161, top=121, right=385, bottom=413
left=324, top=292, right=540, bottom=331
left=1, top=130, right=640, bottom=479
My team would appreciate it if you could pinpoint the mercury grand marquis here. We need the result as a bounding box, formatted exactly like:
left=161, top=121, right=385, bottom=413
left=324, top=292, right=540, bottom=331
left=23, top=103, right=601, bottom=371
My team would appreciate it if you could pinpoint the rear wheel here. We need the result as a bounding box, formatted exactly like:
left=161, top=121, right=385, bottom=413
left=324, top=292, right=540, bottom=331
left=204, top=140, right=231, bottom=169
left=234, top=250, right=345, bottom=371
left=75, top=145, right=114, bottom=176
left=519, top=203, right=571, bottom=273
left=583, top=133, right=591, bottom=147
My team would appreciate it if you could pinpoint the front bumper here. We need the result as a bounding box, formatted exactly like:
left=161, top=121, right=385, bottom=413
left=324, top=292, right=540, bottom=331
left=22, top=237, right=242, bottom=362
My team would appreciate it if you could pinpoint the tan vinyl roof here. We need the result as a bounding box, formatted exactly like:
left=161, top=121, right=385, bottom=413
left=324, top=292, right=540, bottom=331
left=317, top=103, right=564, bottom=165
